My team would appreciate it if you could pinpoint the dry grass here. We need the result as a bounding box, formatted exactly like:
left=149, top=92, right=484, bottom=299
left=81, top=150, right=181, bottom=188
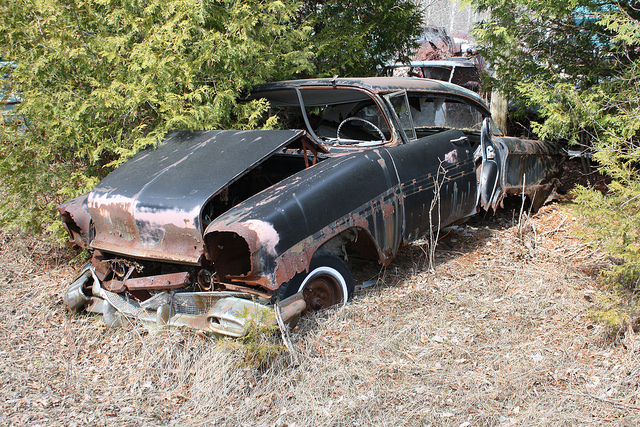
left=2, top=200, right=640, bottom=426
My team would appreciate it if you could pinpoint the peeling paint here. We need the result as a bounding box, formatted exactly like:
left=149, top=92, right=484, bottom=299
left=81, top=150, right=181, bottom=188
left=243, top=220, right=280, bottom=257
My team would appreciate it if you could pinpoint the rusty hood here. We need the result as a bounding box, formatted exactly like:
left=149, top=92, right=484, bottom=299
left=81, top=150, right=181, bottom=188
left=87, top=129, right=306, bottom=265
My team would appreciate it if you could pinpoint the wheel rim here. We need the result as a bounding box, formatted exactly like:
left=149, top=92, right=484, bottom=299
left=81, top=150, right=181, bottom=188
left=301, top=273, right=344, bottom=314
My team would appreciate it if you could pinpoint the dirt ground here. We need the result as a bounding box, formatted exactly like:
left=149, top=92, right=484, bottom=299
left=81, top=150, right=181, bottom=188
left=1, top=163, right=639, bottom=426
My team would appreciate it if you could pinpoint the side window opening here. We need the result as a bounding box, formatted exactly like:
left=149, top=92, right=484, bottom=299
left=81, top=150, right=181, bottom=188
left=408, top=96, right=484, bottom=135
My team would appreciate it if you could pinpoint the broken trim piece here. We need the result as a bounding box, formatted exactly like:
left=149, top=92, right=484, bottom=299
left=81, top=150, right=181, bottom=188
left=63, top=264, right=305, bottom=337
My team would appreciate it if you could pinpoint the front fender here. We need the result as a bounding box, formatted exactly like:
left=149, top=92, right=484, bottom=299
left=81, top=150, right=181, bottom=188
left=204, top=149, right=404, bottom=290
left=58, top=193, right=92, bottom=249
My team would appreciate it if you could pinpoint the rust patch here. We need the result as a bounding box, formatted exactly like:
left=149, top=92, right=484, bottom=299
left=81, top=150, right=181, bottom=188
left=125, top=272, right=190, bottom=291
left=217, top=282, right=273, bottom=299
left=103, top=280, right=125, bottom=293
left=90, top=252, right=110, bottom=281
left=274, top=240, right=320, bottom=286
left=57, top=193, right=91, bottom=248
left=227, top=274, right=273, bottom=289
left=87, top=190, right=205, bottom=265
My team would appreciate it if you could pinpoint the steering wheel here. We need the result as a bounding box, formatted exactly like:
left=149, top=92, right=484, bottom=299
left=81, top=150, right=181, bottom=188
left=336, top=117, right=386, bottom=144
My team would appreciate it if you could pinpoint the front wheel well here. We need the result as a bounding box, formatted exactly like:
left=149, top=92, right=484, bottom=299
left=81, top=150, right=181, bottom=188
left=317, top=227, right=382, bottom=263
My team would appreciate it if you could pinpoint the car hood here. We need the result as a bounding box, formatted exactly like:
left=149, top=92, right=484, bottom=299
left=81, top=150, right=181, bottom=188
left=87, top=129, right=306, bottom=264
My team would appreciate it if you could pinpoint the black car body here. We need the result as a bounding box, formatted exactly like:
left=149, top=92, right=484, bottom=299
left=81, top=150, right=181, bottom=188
left=59, top=77, right=563, bottom=336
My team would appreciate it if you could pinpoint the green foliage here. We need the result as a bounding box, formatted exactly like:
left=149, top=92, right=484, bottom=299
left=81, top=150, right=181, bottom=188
left=0, top=0, right=422, bottom=236
left=469, top=0, right=632, bottom=113
left=573, top=171, right=640, bottom=332
left=299, top=0, right=422, bottom=77
left=469, top=0, right=640, bottom=333
left=0, top=0, right=314, bottom=234
left=222, top=306, right=285, bottom=367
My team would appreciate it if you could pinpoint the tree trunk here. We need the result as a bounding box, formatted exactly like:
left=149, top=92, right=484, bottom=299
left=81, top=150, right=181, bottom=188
left=490, top=89, right=508, bottom=134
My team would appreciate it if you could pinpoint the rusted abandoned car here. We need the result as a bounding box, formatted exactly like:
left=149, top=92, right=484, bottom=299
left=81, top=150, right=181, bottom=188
left=59, top=77, right=563, bottom=337
left=383, top=57, right=485, bottom=96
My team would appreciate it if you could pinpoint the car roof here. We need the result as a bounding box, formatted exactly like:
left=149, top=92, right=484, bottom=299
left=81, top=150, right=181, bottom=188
left=251, top=77, right=489, bottom=110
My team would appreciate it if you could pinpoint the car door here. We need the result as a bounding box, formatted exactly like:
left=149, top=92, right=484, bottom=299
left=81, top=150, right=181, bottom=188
left=383, top=91, right=478, bottom=242
left=385, top=130, right=477, bottom=242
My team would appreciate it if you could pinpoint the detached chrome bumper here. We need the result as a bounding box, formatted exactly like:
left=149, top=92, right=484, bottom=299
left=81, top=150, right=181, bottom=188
left=63, top=264, right=306, bottom=338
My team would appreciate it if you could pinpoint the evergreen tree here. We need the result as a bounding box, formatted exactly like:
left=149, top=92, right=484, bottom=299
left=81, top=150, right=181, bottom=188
left=299, top=0, right=423, bottom=77
left=469, top=0, right=640, bottom=331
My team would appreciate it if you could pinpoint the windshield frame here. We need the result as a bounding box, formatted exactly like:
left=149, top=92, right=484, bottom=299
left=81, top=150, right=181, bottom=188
left=250, top=86, right=399, bottom=148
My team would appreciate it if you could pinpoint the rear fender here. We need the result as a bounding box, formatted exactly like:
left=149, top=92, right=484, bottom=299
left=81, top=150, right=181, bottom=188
left=497, top=136, right=564, bottom=210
